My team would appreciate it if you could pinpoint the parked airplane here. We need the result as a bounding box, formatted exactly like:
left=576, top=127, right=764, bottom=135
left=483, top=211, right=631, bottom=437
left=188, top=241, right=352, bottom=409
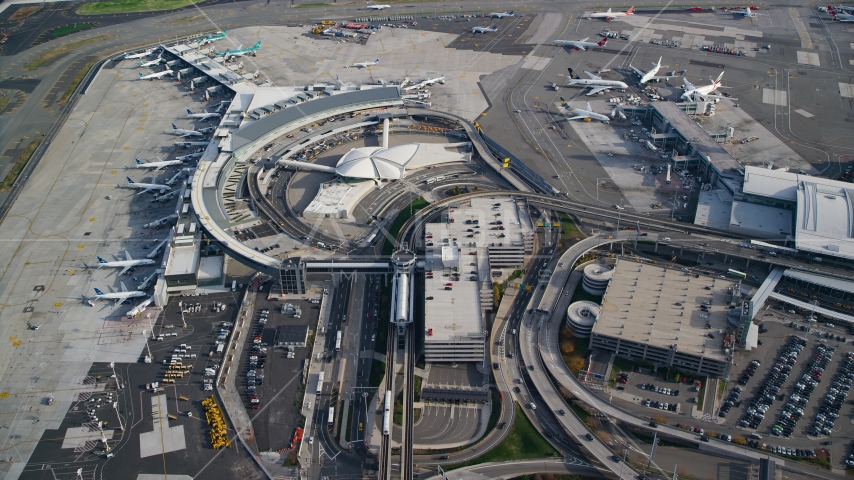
left=734, top=6, right=766, bottom=18
left=126, top=176, right=170, bottom=195
left=490, top=11, right=515, bottom=18
left=366, top=2, right=390, bottom=9
left=828, top=6, right=854, bottom=20
left=629, top=57, right=678, bottom=85
left=140, top=55, right=165, bottom=68
left=830, top=4, right=854, bottom=13
left=125, top=48, right=155, bottom=60
left=168, top=124, right=205, bottom=137
left=198, top=125, right=217, bottom=134
left=176, top=152, right=204, bottom=161
left=558, top=97, right=610, bottom=123
left=173, top=141, right=210, bottom=148
left=138, top=70, right=174, bottom=81
left=472, top=25, right=498, bottom=33
left=215, top=41, right=261, bottom=58
left=91, top=282, right=148, bottom=304
left=95, top=251, right=156, bottom=275
left=589, top=6, right=634, bottom=19
left=681, top=72, right=729, bottom=101
left=201, top=30, right=227, bottom=44
left=424, top=73, right=445, bottom=85
left=186, top=108, right=221, bottom=120
left=348, top=58, right=380, bottom=68
left=553, top=37, right=608, bottom=50
left=132, top=157, right=183, bottom=171
left=565, top=68, right=628, bottom=95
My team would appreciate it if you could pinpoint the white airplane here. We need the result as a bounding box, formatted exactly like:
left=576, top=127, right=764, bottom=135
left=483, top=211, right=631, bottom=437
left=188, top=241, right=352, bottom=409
left=94, top=251, right=156, bottom=275
left=424, top=73, right=445, bottom=85
left=138, top=70, right=173, bottom=81
left=589, top=6, right=634, bottom=19
left=734, top=6, right=766, bottom=18
left=565, top=68, right=628, bottom=95
left=472, top=25, right=498, bottom=34
left=558, top=97, right=610, bottom=123
left=140, top=55, right=164, bottom=68
left=198, top=125, right=217, bottom=134
left=830, top=4, right=854, bottom=13
left=681, top=72, right=730, bottom=101
left=173, top=141, right=210, bottom=148
left=366, top=2, right=390, bottom=9
left=168, top=123, right=205, bottom=137
left=90, top=282, right=148, bottom=304
left=348, top=58, right=379, bottom=68
left=490, top=11, right=515, bottom=18
left=131, top=157, right=183, bottom=171
left=185, top=108, right=221, bottom=120
left=125, top=48, right=155, bottom=60
left=629, top=57, right=678, bottom=85
left=829, top=6, right=854, bottom=21
left=176, top=152, right=203, bottom=161
left=553, top=37, right=608, bottom=51
left=126, top=176, right=170, bottom=195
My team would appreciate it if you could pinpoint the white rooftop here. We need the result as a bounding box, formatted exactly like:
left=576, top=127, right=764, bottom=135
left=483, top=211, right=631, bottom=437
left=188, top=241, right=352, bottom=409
left=335, top=142, right=470, bottom=180
left=742, top=166, right=799, bottom=202
left=423, top=250, right=482, bottom=343
left=729, top=201, right=792, bottom=238
left=783, top=269, right=854, bottom=296
left=796, top=180, right=854, bottom=259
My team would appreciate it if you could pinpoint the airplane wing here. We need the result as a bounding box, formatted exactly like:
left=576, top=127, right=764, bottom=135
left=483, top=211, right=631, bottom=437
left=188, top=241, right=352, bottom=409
left=629, top=65, right=645, bottom=77
left=125, top=251, right=133, bottom=261
left=586, top=86, right=610, bottom=95
left=647, top=74, right=676, bottom=82
left=586, top=101, right=593, bottom=112
left=682, top=78, right=696, bottom=90
left=120, top=282, right=129, bottom=292
left=583, top=71, right=601, bottom=80
left=565, top=115, right=586, bottom=121
left=137, top=188, right=153, bottom=195
left=578, top=37, right=589, bottom=43
left=119, top=265, right=132, bottom=276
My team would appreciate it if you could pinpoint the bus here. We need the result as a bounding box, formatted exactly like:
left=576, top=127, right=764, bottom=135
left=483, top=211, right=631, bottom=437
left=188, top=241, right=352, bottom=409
left=335, top=331, right=342, bottom=352
left=328, top=407, right=335, bottom=425
left=727, top=269, right=747, bottom=279
left=316, top=371, right=324, bottom=395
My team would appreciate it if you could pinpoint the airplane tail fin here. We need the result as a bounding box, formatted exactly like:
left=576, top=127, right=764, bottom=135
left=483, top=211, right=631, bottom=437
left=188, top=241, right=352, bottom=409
left=586, top=101, right=593, bottom=112
left=567, top=68, right=580, bottom=79
left=626, top=6, right=635, bottom=14
left=597, top=38, right=608, bottom=46
left=559, top=96, right=567, bottom=105
left=172, top=123, right=178, bottom=130
left=97, top=256, right=107, bottom=264
left=714, top=71, right=725, bottom=86
left=139, top=73, right=144, bottom=78
left=187, top=108, right=193, bottom=115
left=126, top=176, right=134, bottom=184
left=136, top=158, right=144, bottom=165
left=94, top=288, right=105, bottom=295
left=254, top=41, right=261, bottom=48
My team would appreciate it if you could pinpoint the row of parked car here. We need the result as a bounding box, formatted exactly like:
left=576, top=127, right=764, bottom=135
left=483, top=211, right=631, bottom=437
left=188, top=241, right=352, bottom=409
left=718, top=379, right=750, bottom=418
left=642, top=399, right=678, bottom=412
left=809, top=350, right=853, bottom=437
left=639, top=383, right=680, bottom=396
left=246, top=309, right=269, bottom=409
left=737, top=358, right=762, bottom=386
left=771, top=344, right=834, bottom=437
left=738, top=337, right=806, bottom=430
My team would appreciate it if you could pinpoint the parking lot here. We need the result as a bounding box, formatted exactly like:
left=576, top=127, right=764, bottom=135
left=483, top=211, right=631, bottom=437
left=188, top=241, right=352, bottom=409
left=603, top=368, right=698, bottom=418
left=235, top=296, right=318, bottom=452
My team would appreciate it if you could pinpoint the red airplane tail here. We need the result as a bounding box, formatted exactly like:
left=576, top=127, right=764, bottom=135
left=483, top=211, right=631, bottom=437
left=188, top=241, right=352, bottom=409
left=626, top=6, right=635, bottom=14
left=597, top=37, right=608, bottom=46
left=828, top=5, right=837, bottom=15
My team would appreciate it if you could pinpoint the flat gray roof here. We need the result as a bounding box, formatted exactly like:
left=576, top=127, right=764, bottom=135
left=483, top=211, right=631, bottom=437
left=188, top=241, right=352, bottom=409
left=784, top=269, right=854, bottom=295
left=231, top=87, right=401, bottom=150
left=593, top=258, right=736, bottom=361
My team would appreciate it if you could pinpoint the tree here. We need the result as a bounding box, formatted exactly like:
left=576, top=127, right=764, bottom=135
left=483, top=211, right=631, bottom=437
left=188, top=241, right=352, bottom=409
left=568, top=356, right=585, bottom=375
left=674, top=373, right=682, bottom=383
left=732, top=436, right=747, bottom=445
left=560, top=336, right=575, bottom=355
left=653, top=416, right=668, bottom=425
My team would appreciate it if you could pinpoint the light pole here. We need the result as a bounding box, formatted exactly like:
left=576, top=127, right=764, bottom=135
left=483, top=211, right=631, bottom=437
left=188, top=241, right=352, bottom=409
left=596, top=178, right=608, bottom=202
left=113, top=402, right=124, bottom=431
left=616, top=199, right=624, bottom=231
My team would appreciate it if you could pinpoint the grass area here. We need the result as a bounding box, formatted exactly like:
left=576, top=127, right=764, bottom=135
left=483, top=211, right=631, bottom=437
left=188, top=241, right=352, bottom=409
left=507, top=269, right=523, bottom=283
left=413, top=408, right=421, bottom=424
left=9, top=5, right=42, bottom=20
left=559, top=213, right=585, bottom=242
left=445, top=187, right=463, bottom=197
left=345, top=402, right=354, bottom=442
left=486, top=388, right=502, bottom=433
left=0, top=96, right=10, bottom=112
left=569, top=402, right=590, bottom=424
left=392, top=391, right=403, bottom=426
left=382, top=196, right=429, bottom=255
left=558, top=325, right=588, bottom=376
left=336, top=400, right=344, bottom=439
left=569, top=279, right=604, bottom=305
left=1, top=139, right=42, bottom=192
left=59, top=58, right=97, bottom=106
left=449, top=403, right=559, bottom=469
left=717, top=379, right=727, bottom=402
left=368, top=359, right=386, bottom=388
left=295, top=2, right=331, bottom=7
left=23, top=35, right=108, bottom=71
left=51, top=24, right=95, bottom=37
left=696, top=380, right=707, bottom=411
left=413, top=376, right=422, bottom=402
left=374, top=280, right=391, bottom=354
left=77, top=0, right=200, bottom=15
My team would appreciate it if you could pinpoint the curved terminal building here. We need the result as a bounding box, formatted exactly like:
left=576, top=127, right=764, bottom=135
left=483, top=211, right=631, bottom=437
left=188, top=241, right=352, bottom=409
left=582, top=264, right=614, bottom=296
left=566, top=301, right=600, bottom=338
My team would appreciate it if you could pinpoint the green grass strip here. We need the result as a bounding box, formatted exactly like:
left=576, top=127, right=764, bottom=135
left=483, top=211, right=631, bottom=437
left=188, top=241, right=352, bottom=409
left=1, top=139, right=42, bottom=192
left=77, top=0, right=200, bottom=15
left=23, top=35, right=108, bottom=71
